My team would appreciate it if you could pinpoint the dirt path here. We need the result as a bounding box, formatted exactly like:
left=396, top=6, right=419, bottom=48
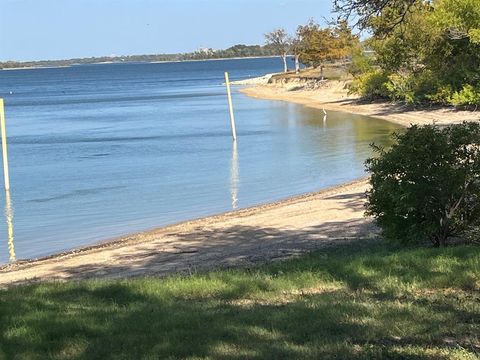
left=0, top=179, right=373, bottom=286
left=240, top=82, right=480, bottom=127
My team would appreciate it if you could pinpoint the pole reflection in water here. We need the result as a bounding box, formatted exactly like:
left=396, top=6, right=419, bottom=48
left=230, top=141, right=239, bottom=210
left=4, top=189, right=15, bottom=262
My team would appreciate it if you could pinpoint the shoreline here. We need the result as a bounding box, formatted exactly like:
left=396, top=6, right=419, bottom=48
left=0, top=178, right=373, bottom=285
left=1, top=177, right=366, bottom=267
left=240, top=81, right=480, bottom=127
left=3, top=78, right=478, bottom=285
left=0, top=56, right=281, bottom=71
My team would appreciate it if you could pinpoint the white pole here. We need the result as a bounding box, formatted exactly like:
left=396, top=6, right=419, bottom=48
left=5, top=189, right=15, bottom=262
left=0, top=99, right=10, bottom=191
left=224, top=72, right=237, bottom=141
left=230, top=141, right=239, bottom=210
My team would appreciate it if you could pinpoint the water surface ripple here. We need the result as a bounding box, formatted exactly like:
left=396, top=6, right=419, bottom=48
left=0, top=58, right=402, bottom=263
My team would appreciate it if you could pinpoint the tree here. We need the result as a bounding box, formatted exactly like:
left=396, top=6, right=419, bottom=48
left=289, top=35, right=303, bottom=74
left=333, top=0, right=423, bottom=35
left=347, top=0, right=480, bottom=106
left=331, top=20, right=360, bottom=62
left=265, top=28, right=290, bottom=73
left=297, top=20, right=358, bottom=79
left=365, top=122, right=480, bottom=247
left=297, top=21, right=333, bottom=78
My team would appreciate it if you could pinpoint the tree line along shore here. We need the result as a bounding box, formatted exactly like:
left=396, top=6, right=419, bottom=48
left=0, top=44, right=280, bottom=70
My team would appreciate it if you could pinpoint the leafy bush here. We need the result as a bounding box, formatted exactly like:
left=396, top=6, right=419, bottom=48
left=425, top=84, right=454, bottom=104
left=365, top=122, right=480, bottom=247
left=350, top=70, right=454, bottom=105
left=384, top=71, right=454, bottom=105
left=349, top=67, right=480, bottom=107
left=450, top=84, right=480, bottom=108
left=348, top=70, right=390, bottom=99
left=385, top=73, right=417, bottom=104
left=347, top=50, right=374, bottom=76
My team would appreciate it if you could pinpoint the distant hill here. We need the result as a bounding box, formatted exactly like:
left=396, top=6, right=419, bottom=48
left=0, top=44, right=278, bottom=69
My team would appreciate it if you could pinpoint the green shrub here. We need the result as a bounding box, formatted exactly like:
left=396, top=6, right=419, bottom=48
left=365, top=122, right=480, bottom=247
left=350, top=69, right=454, bottom=105
left=348, top=50, right=374, bottom=76
left=349, top=70, right=390, bottom=99
left=450, top=84, right=480, bottom=108
left=425, top=84, right=454, bottom=104
left=385, top=73, right=416, bottom=104
left=385, top=71, right=452, bottom=105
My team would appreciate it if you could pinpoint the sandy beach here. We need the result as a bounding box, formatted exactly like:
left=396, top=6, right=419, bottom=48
left=0, top=179, right=372, bottom=286
left=2, top=79, right=478, bottom=286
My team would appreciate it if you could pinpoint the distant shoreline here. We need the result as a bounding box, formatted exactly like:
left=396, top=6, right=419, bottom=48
left=151, top=55, right=280, bottom=64
left=0, top=55, right=282, bottom=71
left=1, top=65, right=72, bottom=71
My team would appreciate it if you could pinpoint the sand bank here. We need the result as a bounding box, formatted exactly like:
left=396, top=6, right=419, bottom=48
left=240, top=81, right=479, bottom=127
left=0, top=179, right=373, bottom=286
left=229, top=73, right=276, bottom=85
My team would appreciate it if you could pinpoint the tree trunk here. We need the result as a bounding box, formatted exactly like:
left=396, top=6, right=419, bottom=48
left=282, top=53, right=288, bottom=73
left=438, top=216, right=450, bottom=247
left=320, top=64, right=324, bottom=80
left=295, top=54, right=300, bottom=74
left=439, top=235, right=446, bottom=247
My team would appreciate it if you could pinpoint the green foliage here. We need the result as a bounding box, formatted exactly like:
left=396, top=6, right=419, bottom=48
left=384, top=73, right=417, bottom=104
left=346, top=0, right=480, bottom=106
left=385, top=71, right=450, bottom=105
left=0, top=241, right=479, bottom=359
left=333, top=0, right=422, bottom=34
left=349, top=70, right=391, bottom=99
left=425, top=84, right=454, bottom=104
left=297, top=20, right=359, bottom=68
left=450, top=84, right=480, bottom=107
left=470, top=29, right=480, bottom=44
left=347, top=46, right=374, bottom=76
left=264, top=28, right=290, bottom=56
left=185, top=44, right=278, bottom=60
left=432, top=0, right=480, bottom=39
left=366, top=122, right=480, bottom=246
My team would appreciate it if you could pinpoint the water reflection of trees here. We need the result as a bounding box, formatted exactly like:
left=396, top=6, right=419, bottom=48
left=268, top=103, right=402, bottom=174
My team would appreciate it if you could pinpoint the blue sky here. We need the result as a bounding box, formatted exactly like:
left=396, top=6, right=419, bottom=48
left=1, top=0, right=334, bottom=61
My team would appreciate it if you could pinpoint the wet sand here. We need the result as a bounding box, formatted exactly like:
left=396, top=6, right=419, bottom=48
left=0, top=179, right=373, bottom=286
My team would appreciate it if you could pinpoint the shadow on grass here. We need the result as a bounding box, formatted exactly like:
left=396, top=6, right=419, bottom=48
left=0, top=240, right=479, bottom=359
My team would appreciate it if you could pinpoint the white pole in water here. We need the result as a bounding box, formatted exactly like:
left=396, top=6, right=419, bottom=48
left=5, top=189, right=15, bottom=262
left=0, top=99, right=10, bottom=191
left=224, top=72, right=237, bottom=141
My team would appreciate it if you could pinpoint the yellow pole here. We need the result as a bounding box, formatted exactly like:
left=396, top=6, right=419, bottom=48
left=224, top=72, right=237, bottom=141
left=0, top=99, right=10, bottom=191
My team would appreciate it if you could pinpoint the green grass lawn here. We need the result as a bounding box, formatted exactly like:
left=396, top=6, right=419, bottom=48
left=0, top=240, right=479, bottom=360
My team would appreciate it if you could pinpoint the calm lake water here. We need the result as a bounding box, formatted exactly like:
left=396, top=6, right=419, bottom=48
left=0, top=58, right=402, bottom=263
